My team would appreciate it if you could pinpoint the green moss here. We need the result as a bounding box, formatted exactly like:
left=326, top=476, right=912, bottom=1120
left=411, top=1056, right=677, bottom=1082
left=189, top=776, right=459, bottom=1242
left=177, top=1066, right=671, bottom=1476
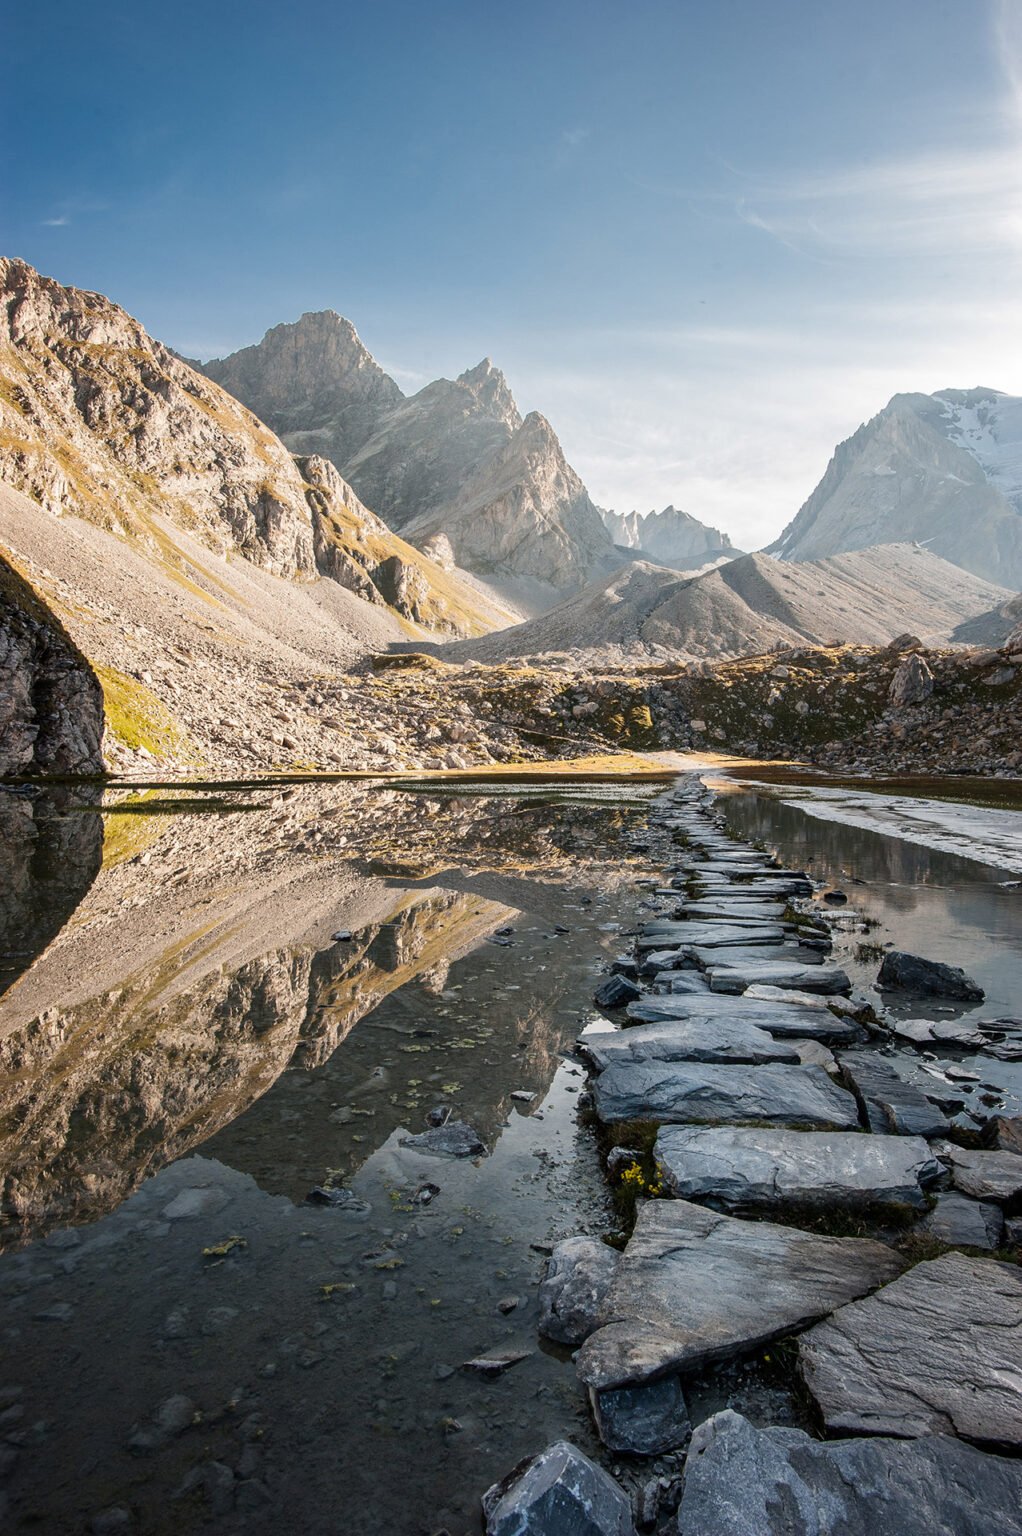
left=95, top=664, right=199, bottom=763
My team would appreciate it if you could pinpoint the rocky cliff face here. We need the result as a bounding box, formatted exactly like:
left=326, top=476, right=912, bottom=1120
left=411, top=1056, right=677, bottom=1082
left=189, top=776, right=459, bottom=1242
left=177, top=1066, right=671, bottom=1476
left=202, top=309, right=404, bottom=467
left=203, top=322, right=619, bottom=606
left=0, top=552, right=103, bottom=775
left=769, top=389, right=1022, bottom=587
left=602, top=505, right=735, bottom=568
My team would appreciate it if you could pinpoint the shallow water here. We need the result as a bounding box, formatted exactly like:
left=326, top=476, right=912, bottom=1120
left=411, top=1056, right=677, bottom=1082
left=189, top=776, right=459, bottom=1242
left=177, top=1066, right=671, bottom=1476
left=1, top=768, right=1021, bottom=1533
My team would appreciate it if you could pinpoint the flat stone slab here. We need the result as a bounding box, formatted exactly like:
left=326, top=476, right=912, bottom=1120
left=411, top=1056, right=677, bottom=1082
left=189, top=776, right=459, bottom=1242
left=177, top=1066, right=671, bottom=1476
left=799, top=1251, right=1022, bottom=1446
left=579, top=1018, right=799, bottom=1071
left=686, top=944, right=818, bottom=971
left=677, top=1409, right=1022, bottom=1536
left=575, top=1200, right=900, bottom=1391
left=939, top=1143, right=1022, bottom=1206
left=708, top=961, right=852, bottom=995
left=918, top=1190, right=1004, bottom=1250
left=656, top=1125, right=938, bottom=1212
left=625, top=995, right=865, bottom=1046
left=839, top=1053, right=950, bottom=1137
left=682, top=900, right=788, bottom=921
left=636, top=922, right=785, bottom=952
left=891, top=1016, right=990, bottom=1049
left=592, top=1061, right=860, bottom=1129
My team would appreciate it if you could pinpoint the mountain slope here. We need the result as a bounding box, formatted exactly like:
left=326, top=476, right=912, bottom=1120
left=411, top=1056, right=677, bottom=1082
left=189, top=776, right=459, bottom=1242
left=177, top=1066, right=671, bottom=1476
left=769, top=389, right=1022, bottom=586
left=442, top=544, right=1012, bottom=665
left=202, top=323, right=619, bottom=608
left=602, top=504, right=736, bottom=569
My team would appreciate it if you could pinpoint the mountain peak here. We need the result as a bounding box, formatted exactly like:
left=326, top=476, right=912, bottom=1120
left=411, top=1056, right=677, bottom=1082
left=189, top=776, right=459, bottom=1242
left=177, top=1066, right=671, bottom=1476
left=456, top=357, right=520, bottom=427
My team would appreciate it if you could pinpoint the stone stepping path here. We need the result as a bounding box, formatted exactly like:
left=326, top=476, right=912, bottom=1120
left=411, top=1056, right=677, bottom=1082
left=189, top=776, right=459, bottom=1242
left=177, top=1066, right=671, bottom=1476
left=635, top=920, right=785, bottom=951
left=676, top=1410, right=1022, bottom=1536
left=798, top=1251, right=1022, bottom=1446
left=573, top=1200, right=900, bottom=1396
left=655, top=1124, right=939, bottom=1212
left=579, top=1018, right=800, bottom=1070
left=591, top=1060, right=861, bottom=1128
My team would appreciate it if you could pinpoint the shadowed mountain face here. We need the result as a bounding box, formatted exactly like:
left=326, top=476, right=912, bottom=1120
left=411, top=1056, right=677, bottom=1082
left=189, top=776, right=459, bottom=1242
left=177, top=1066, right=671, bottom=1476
left=201, top=322, right=618, bottom=607
left=770, top=389, right=1022, bottom=587
left=0, top=787, right=103, bottom=996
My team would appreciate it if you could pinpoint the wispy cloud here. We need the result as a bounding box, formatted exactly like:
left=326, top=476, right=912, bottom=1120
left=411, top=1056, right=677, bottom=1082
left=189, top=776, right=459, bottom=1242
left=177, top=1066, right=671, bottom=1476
left=41, top=215, right=70, bottom=227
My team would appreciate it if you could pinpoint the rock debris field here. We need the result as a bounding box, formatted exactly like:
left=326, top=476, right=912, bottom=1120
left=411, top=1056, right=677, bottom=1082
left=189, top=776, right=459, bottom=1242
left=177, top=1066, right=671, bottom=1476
left=486, top=775, right=1022, bottom=1536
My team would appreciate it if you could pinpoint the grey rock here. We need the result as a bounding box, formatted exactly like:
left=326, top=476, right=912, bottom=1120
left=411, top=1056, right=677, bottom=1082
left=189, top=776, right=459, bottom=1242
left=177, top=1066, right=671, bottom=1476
left=625, top=995, right=863, bottom=1046
left=878, top=950, right=985, bottom=1001
left=941, top=1143, right=1022, bottom=1205
left=635, top=922, right=785, bottom=952
left=482, top=1440, right=633, bottom=1536
left=680, top=900, right=787, bottom=921
left=1005, top=1216, right=1022, bottom=1246
left=594, top=975, right=642, bottom=1010
left=89, top=1510, right=135, bottom=1535
left=538, top=1238, right=620, bottom=1347
left=839, top=1052, right=950, bottom=1137
left=799, top=1251, right=1022, bottom=1445
left=707, top=961, right=851, bottom=995
left=592, top=1061, right=860, bottom=1129
left=591, top=1374, right=690, bottom=1456
left=988, top=1114, right=1022, bottom=1154
left=676, top=1408, right=1022, bottom=1536
left=656, top=1125, right=938, bottom=1212
left=888, top=652, right=935, bottom=707
left=579, top=1019, right=799, bottom=1072
left=576, top=1200, right=900, bottom=1392
left=918, top=1191, right=1004, bottom=1249
left=400, top=1121, right=485, bottom=1157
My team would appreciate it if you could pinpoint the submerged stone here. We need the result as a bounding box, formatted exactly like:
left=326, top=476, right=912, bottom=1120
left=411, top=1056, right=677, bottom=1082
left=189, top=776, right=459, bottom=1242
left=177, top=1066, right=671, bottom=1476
left=482, top=1440, right=633, bottom=1536
left=576, top=1200, right=900, bottom=1393
left=400, top=1121, right=485, bottom=1157
left=655, top=1125, right=938, bottom=1212
left=676, top=1409, right=1022, bottom=1536
left=799, top=1251, right=1022, bottom=1445
left=592, top=1061, right=860, bottom=1129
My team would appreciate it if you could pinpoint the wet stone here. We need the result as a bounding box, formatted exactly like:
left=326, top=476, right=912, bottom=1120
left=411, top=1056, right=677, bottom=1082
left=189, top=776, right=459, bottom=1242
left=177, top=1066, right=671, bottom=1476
left=635, top=922, right=785, bottom=952
left=575, top=1200, right=900, bottom=1393
left=839, top=1053, right=950, bottom=1138
left=482, top=1440, right=633, bottom=1536
left=707, top=961, right=852, bottom=996
left=590, top=1373, right=690, bottom=1456
left=579, top=1018, right=799, bottom=1071
left=400, top=1121, right=485, bottom=1157
left=591, top=1061, right=860, bottom=1130
left=799, top=1251, right=1022, bottom=1445
left=676, top=1409, right=1022, bottom=1536
left=878, top=950, right=985, bottom=1001
left=655, top=1125, right=938, bottom=1212
left=917, top=1190, right=1004, bottom=1250
left=538, top=1237, right=620, bottom=1347
left=593, top=975, right=641, bottom=1010
left=624, top=995, right=863, bottom=1046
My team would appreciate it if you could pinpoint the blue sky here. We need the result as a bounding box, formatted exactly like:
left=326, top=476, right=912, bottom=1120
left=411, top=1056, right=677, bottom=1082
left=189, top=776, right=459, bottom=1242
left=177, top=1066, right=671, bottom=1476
left=3, top=0, right=1021, bottom=546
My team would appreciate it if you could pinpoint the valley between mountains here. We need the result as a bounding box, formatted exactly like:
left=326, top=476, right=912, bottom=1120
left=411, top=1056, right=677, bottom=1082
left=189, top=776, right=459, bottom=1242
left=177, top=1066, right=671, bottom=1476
left=2, top=255, right=1022, bottom=783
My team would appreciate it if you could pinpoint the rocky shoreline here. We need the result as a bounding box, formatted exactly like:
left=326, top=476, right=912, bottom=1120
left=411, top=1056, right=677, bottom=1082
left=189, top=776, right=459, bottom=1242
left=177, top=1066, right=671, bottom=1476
left=484, top=773, right=1022, bottom=1535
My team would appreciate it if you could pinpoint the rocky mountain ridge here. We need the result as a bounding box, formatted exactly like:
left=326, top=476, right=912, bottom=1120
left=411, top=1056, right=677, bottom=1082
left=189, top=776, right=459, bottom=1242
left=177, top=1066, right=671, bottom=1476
left=602, top=504, right=736, bottom=570
left=770, top=388, right=1022, bottom=587
left=200, top=321, right=618, bottom=608
left=440, top=544, right=1013, bottom=667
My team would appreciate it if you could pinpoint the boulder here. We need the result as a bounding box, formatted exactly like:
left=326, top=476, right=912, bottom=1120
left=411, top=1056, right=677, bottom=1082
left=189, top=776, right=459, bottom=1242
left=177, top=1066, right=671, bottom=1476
left=594, top=975, right=642, bottom=1010
left=655, top=1125, right=938, bottom=1212
left=917, top=1191, right=1004, bottom=1250
left=579, top=1018, right=799, bottom=1072
left=576, top=1201, right=900, bottom=1394
left=799, top=1251, right=1022, bottom=1445
left=591, top=1061, right=860, bottom=1130
left=878, top=950, right=984, bottom=1001
left=482, top=1440, right=633, bottom=1536
left=839, top=1053, right=949, bottom=1137
left=538, top=1238, right=620, bottom=1347
left=676, top=1409, right=1022, bottom=1536
left=590, top=1374, right=690, bottom=1456
left=888, top=652, right=934, bottom=707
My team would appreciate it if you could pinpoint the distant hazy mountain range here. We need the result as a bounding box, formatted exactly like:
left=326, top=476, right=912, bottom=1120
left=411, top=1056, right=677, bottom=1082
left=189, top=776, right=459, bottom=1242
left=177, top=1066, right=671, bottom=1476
left=601, top=505, right=737, bottom=570
left=770, top=389, right=1022, bottom=588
